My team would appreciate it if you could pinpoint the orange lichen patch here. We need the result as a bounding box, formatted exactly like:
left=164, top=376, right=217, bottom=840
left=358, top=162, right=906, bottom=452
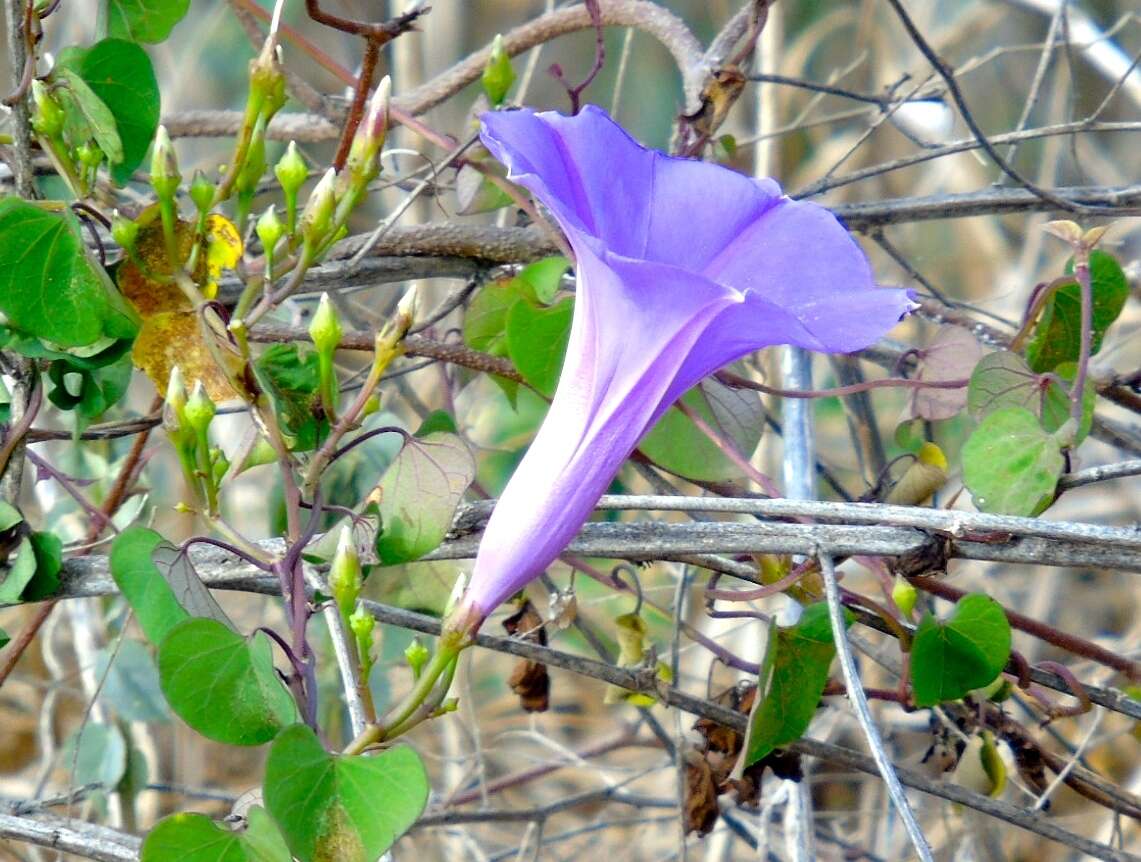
left=132, top=311, right=237, bottom=402
left=116, top=208, right=244, bottom=401
left=117, top=207, right=196, bottom=315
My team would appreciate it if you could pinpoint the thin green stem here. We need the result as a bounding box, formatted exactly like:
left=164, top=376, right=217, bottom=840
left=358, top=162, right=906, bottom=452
left=343, top=630, right=466, bottom=754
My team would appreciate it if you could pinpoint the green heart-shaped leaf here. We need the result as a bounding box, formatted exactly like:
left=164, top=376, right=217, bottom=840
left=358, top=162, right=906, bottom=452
left=910, top=593, right=1011, bottom=707
left=1024, top=250, right=1128, bottom=372
left=264, top=723, right=428, bottom=862
left=141, top=807, right=290, bottom=862
left=157, top=619, right=297, bottom=746
left=0, top=199, right=138, bottom=347
left=962, top=406, right=1063, bottom=516
left=745, top=603, right=847, bottom=766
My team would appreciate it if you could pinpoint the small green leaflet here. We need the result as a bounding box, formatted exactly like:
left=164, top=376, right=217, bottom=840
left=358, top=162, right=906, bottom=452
left=967, top=351, right=1094, bottom=445
left=157, top=619, right=298, bottom=746
left=910, top=593, right=1011, bottom=707
left=744, top=603, right=845, bottom=766
left=517, top=256, right=570, bottom=305
left=47, top=351, right=133, bottom=420
left=0, top=199, right=139, bottom=347
left=52, top=67, right=125, bottom=165
left=0, top=503, right=63, bottom=605
left=1024, top=250, right=1128, bottom=372
left=264, top=724, right=428, bottom=862
left=254, top=344, right=326, bottom=452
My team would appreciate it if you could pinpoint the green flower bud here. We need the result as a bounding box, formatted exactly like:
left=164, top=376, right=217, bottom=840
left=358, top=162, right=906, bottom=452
left=111, top=210, right=140, bottom=254
left=891, top=576, right=918, bottom=618
left=309, top=292, right=343, bottom=355
left=189, top=169, right=215, bottom=216
left=404, top=638, right=430, bottom=678
left=210, top=447, right=230, bottom=486
left=163, top=365, right=188, bottom=436
left=482, top=34, right=515, bottom=106
left=274, top=141, right=308, bottom=200
left=76, top=141, right=103, bottom=169
left=150, top=125, right=181, bottom=201
left=344, top=76, right=391, bottom=191
left=298, top=167, right=337, bottom=247
left=329, top=526, right=363, bottom=621
left=349, top=605, right=375, bottom=654
left=30, top=80, right=64, bottom=139
left=256, top=205, right=286, bottom=257
left=394, top=284, right=419, bottom=335
left=183, top=380, right=216, bottom=435
left=236, top=118, right=267, bottom=196
left=249, top=40, right=287, bottom=122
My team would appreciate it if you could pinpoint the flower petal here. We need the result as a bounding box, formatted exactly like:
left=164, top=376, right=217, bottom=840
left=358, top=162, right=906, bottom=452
left=479, top=105, right=653, bottom=257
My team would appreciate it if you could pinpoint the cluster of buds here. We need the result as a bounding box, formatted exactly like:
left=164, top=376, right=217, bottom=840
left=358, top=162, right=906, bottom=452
left=290, top=78, right=391, bottom=262
left=164, top=367, right=226, bottom=514
left=328, top=526, right=380, bottom=695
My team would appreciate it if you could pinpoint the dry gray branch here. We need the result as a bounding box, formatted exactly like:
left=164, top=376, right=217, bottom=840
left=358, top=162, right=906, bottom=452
left=0, top=812, right=141, bottom=862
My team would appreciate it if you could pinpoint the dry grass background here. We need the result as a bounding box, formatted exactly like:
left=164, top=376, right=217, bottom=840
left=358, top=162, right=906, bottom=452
left=1, top=0, right=1139, bottom=860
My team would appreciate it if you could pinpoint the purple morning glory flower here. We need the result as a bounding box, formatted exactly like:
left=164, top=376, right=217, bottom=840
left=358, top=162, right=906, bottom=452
left=448, top=105, right=914, bottom=633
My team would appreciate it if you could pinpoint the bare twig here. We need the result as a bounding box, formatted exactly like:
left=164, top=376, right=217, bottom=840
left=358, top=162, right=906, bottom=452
left=1, top=0, right=36, bottom=198
left=0, top=812, right=140, bottom=862
left=819, top=552, right=933, bottom=861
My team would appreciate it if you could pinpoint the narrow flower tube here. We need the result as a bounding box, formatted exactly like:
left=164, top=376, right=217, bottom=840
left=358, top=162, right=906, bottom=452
left=448, top=106, right=915, bottom=634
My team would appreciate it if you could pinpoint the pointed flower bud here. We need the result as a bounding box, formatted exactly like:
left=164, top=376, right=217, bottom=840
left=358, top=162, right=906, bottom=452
left=329, top=526, right=363, bottom=621
left=482, top=35, right=515, bottom=106
left=275, top=141, right=307, bottom=198
left=111, top=210, right=139, bottom=254
left=150, top=125, right=181, bottom=201
left=394, top=284, right=419, bottom=335
left=30, top=80, right=64, bottom=138
left=189, top=169, right=215, bottom=216
left=891, top=576, right=918, bottom=618
left=249, top=38, right=287, bottom=122
left=236, top=118, right=267, bottom=197
left=404, top=638, right=430, bottom=678
left=275, top=141, right=307, bottom=236
left=183, top=380, right=216, bottom=435
left=256, top=205, right=285, bottom=257
left=299, top=167, right=337, bottom=247
left=309, top=292, right=343, bottom=355
left=163, top=365, right=188, bottom=435
left=76, top=141, right=103, bottom=169
left=345, top=76, right=391, bottom=190
left=349, top=605, right=375, bottom=655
